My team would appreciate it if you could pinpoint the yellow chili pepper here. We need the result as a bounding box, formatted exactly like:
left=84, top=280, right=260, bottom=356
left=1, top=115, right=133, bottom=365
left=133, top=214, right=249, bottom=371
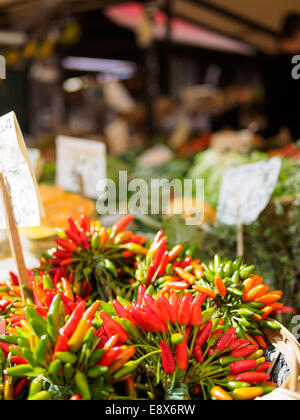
left=4, top=382, right=13, bottom=400
left=247, top=349, right=264, bottom=360
left=232, top=387, right=264, bottom=400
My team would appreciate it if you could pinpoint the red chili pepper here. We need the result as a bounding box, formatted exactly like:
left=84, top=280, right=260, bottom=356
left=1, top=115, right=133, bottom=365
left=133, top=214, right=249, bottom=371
left=35, top=307, right=48, bottom=318
left=256, top=362, right=271, bottom=372
left=65, top=228, right=82, bottom=245
left=80, top=229, right=90, bottom=250
left=158, top=251, right=170, bottom=277
left=139, top=305, right=167, bottom=332
left=193, top=345, right=204, bottom=363
left=216, top=328, right=236, bottom=353
left=231, top=344, right=258, bottom=358
left=176, top=338, right=188, bottom=370
left=98, top=347, right=122, bottom=366
left=129, top=307, right=155, bottom=332
left=55, top=238, right=77, bottom=253
left=169, top=292, right=179, bottom=323
left=178, top=293, right=193, bottom=325
left=147, top=263, right=156, bottom=285
left=0, top=301, right=10, bottom=312
left=153, top=239, right=167, bottom=270
left=195, top=321, right=213, bottom=347
left=230, top=360, right=257, bottom=375
left=160, top=340, right=176, bottom=375
left=112, top=215, right=134, bottom=234
left=11, top=356, right=28, bottom=365
left=53, top=334, right=69, bottom=358
left=229, top=339, right=249, bottom=351
left=70, top=395, right=83, bottom=401
left=60, top=258, right=74, bottom=267
left=149, top=230, right=164, bottom=251
left=9, top=271, right=19, bottom=286
left=137, top=285, right=146, bottom=306
left=113, top=300, right=134, bottom=323
left=144, top=293, right=155, bottom=309
left=235, top=371, right=270, bottom=384
left=99, top=312, right=129, bottom=343
left=13, top=378, right=28, bottom=398
left=61, top=301, right=86, bottom=338
left=190, top=295, right=203, bottom=326
left=80, top=214, right=91, bottom=232
left=180, top=257, right=192, bottom=269
left=58, top=292, right=76, bottom=313
left=53, top=250, right=73, bottom=259
left=155, top=295, right=171, bottom=322
left=123, top=250, right=134, bottom=259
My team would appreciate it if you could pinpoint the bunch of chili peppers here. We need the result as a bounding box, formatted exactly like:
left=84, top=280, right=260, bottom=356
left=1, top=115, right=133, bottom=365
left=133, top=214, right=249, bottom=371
left=38, top=215, right=147, bottom=301
left=0, top=296, right=136, bottom=400
left=98, top=285, right=275, bottom=400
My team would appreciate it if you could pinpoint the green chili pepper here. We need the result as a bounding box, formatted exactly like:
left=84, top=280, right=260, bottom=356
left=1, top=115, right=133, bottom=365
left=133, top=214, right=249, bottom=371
left=88, top=349, right=104, bottom=365
left=87, top=365, right=108, bottom=378
left=185, top=243, right=198, bottom=258
left=226, top=381, right=250, bottom=390
left=171, top=334, right=185, bottom=345
left=232, top=257, right=243, bottom=271
left=49, top=359, right=62, bottom=376
left=219, top=357, right=244, bottom=366
left=227, top=287, right=244, bottom=298
left=239, top=265, right=255, bottom=279
left=48, top=294, right=61, bottom=324
left=63, top=362, right=74, bottom=379
left=42, top=274, right=54, bottom=290
left=25, top=308, right=48, bottom=338
left=260, top=320, right=281, bottom=331
left=28, top=377, right=43, bottom=398
left=145, top=285, right=156, bottom=296
left=104, top=259, right=118, bottom=277
left=28, top=391, right=53, bottom=401
left=165, top=264, right=173, bottom=275
left=47, top=314, right=59, bottom=342
left=247, top=302, right=265, bottom=310
left=119, top=319, right=140, bottom=338
left=114, top=361, right=139, bottom=380
left=231, top=270, right=240, bottom=284
left=256, top=384, right=276, bottom=395
left=5, top=365, right=34, bottom=377
left=223, top=261, right=233, bottom=277
left=116, top=296, right=131, bottom=307
left=33, top=335, right=47, bottom=365
left=75, top=371, right=91, bottom=400
left=214, top=254, right=221, bottom=270
left=202, top=308, right=215, bottom=324
left=235, top=308, right=255, bottom=318
left=56, top=352, right=77, bottom=365
left=91, top=232, right=99, bottom=250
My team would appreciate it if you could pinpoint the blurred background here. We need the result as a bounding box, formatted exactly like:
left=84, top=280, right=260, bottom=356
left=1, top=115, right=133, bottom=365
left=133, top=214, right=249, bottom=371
left=1, top=0, right=300, bottom=319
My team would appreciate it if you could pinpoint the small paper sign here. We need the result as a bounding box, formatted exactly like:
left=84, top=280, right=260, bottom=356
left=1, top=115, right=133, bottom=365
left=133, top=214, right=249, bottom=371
left=0, top=112, right=44, bottom=229
left=56, top=135, right=106, bottom=199
left=217, top=157, right=282, bottom=226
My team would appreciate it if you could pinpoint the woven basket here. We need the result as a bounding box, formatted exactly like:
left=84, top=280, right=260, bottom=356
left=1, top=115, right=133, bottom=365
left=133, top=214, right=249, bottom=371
left=257, top=322, right=300, bottom=400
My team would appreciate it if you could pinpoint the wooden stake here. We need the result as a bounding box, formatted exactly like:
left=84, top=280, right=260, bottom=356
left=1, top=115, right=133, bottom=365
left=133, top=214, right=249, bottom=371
left=236, top=199, right=244, bottom=257
left=0, top=173, right=30, bottom=301
left=77, top=172, right=85, bottom=198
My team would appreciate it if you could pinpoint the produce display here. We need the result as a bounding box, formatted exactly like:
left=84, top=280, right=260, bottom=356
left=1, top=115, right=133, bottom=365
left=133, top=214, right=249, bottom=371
left=0, top=214, right=286, bottom=400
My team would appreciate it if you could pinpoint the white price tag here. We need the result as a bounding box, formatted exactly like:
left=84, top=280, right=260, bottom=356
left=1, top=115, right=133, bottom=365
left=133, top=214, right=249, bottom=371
left=0, top=112, right=44, bottom=229
left=56, top=135, right=106, bottom=199
left=217, top=158, right=282, bottom=226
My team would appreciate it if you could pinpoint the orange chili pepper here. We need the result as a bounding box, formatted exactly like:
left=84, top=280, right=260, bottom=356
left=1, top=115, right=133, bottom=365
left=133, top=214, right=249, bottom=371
left=193, top=265, right=204, bottom=279
left=211, top=386, right=233, bottom=401
left=192, top=285, right=216, bottom=299
left=61, top=278, right=74, bottom=302
left=108, top=347, right=136, bottom=374
left=244, top=333, right=259, bottom=347
left=174, top=267, right=196, bottom=284
left=99, top=227, right=108, bottom=245
left=244, top=284, right=270, bottom=302
left=166, top=281, right=189, bottom=290
left=255, top=293, right=282, bottom=305
left=214, top=277, right=227, bottom=297
left=261, top=302, right=284, bottom=319
left=242, top=278, right=256, bottom=297
left=168, top=244, right=183, bottom=261
left=253, top=335, right=267, bottom=350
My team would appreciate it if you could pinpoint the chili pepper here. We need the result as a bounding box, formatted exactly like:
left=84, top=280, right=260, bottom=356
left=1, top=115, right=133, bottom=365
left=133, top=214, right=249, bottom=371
left=215, top=277, right=227, bottom=297
left=193, top=345, right=204, bottom=363
left=80, top=229, right=90, bottom=250
left=255, top=292, right=282, bottom=305
left=226, top=381, right=250, bottom=390
left=98, top=347, right=121, bottom=366
left=113, top=300, right=133, bottom=323
left=201, top=308, right=215, bottom=325
left=235, top=371, right=270, bottom=384
left=253, top=335, right=267, bottom=349
left=34, top=335, right=48, bottom=364
left=180, top=257, right=192, bottom=269
left=75, top=371, right=91, bottom=400
left=229, top=360, right=257, bottom=375
left=56, top=351, right=77, bottom=364
left=108, top=346, right=136, bottom=374
left=243, top=285, right=270, bottom=302
left=256, top=362, right=271, bottom=372
left=260, top=320, right=281, bottom=331
left=211, top=386, right=233, bottom=401
left=175, top=338, right=188, bottom=370
left=99, top=312, right=129, bottom=343
left=80, top=214, right=90, bottom=232
left=87, top=365, right=108, bottom=378
left=229, top=339, right=249, bottom=351
left=160, top=340, right=176, bottom=375
left=11, top=356, right=28, bottom=365
left=158, top=251, right=170, bottom=277
left=55, top=238, right=77, bottom=253
left=192, top=285, right=216, bottom=298
left=70, top=395, right=83, bottom=401
left=168, top=292, right=179, bottom=323
left=5, top=365, right=34, bottom=377
left=123, top=243, right=148, bottom=255
left=26, top=307, right=48, bottom=338
left=140, top=306, right=167, bottom=332
left=61, top=278, right=74, bottom=302
left=69, top=301, right=101, bottom=352
left=190, top=295, right=203, bottom=326
left=49, top=359, right=62, bottom=376
left=13, top=378, right=27, bottom=398
left=166, top=281, right=189, bottom=290
left=216, top=328, right=236, bottom=353
left=129, top=308, right=155, bottom=332
left=256, top=384, right=276, bottom=395
left=239, top=265, right=255, bottom=279
left=28, top=391, right=53, bottom=401
left=168, top=244, right=183, bottom=261
left=231, top=387, right=263, bottom=400
left=155, top=295, right=171, bottom=322
left=178, top=293, right=193, bottom=325
left=231, top=345, right=258, bottom=358
left=137, top=285, right=145, bottom=306
left=112, top=215, right=134, bottom=235
left=91, top=232, right=99, bottom=250
left=226, top=288, right=244, bottom=299
left=195, top=321, right=213, bottom=347
left=65, top=229, right=81, bottom=245
left=174, top=267, right=195, bottom=285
